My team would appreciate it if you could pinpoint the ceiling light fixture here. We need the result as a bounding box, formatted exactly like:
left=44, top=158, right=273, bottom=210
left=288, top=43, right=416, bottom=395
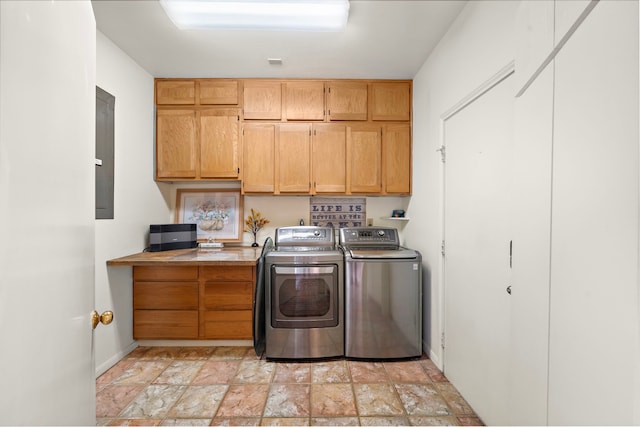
left=159, top=0, right=350, bottom=31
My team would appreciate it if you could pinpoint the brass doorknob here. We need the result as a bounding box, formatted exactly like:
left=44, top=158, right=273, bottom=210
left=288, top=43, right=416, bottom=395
left=91, top=310, right=114, bottom=329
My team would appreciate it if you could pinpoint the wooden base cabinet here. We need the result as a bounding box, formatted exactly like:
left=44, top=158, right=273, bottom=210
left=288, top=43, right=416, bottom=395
left=132, top=265, right=256, bottom=340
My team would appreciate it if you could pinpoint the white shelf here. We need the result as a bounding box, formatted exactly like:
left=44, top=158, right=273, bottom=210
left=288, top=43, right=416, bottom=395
left=381, top=217, right=410, bottom=221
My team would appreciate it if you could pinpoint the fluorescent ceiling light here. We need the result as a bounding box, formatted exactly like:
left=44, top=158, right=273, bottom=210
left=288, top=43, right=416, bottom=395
left=159, top=0, right=350, bottom=31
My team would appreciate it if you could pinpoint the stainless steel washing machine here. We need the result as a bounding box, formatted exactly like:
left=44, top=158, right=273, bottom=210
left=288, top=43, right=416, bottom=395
left=339, top=227, right=422, bottom=359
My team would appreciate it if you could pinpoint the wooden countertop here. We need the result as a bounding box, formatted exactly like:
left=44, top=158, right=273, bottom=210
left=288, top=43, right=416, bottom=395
left=107, top=246, right=261, bottom=267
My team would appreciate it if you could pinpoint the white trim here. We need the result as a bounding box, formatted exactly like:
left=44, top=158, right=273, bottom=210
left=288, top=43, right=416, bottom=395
left=515, top=0, right=598, bottom=98
left=95, top=341, right=138, bottom=378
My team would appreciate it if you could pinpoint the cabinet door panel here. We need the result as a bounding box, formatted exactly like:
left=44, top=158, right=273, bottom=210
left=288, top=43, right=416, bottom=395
left=200, top=80, right=238, bottom=105
left=383, top=124, right=412, bottom=194
left=156, top=110, right=197, bottom=179
left=277, top=123, right=311, bottom=193
left=348, top=125, right=382, bottom=193
left=285, top=81, right=324, bottom=121
left=204, top=282, right=253, bottom=310
left=242, top=124, right=275, bottom=192
left=371, top=82, right=411, bottom=121
left=312, top=124, right=346, bottom=193
left=243, top=81, right=282, bottom=120
left=203, top=311, right=252, bottom=339
left=134, top=310, right=199, bottom=339
left=156, top=80, right=195, bottom=105
left=200, top=109, right=240, bottom=178
left=327, top=82, right=367, bottom=121
left=134, top=282, right=199, bottom=310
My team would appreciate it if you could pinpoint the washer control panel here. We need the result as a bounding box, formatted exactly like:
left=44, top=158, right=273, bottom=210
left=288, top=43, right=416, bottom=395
left=339, top=227, right=400, bottom=247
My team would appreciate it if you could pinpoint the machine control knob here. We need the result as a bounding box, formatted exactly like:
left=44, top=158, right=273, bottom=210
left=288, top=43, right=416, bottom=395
left=377, top=230, right=385, bottom=237
left=313, top=230, right=321, bottom=237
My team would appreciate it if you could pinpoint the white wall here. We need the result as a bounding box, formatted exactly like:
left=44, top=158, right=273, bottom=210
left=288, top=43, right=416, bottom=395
left=167, top=180, right=408, bottom=245
left=408, top=0, right=519, bottom=364
left=95, top=31, right=173, bottom=375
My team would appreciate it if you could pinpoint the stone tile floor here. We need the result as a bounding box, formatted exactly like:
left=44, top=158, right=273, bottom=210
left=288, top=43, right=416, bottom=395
left=96, top=346, right=483, bottom=426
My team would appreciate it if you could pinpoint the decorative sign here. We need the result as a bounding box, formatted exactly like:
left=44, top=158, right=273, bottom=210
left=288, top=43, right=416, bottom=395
left=310, top=197, right=366, bottom=228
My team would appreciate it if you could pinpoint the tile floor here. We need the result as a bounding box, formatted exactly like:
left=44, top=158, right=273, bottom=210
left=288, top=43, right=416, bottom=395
left=96, top=346, right=483, bottom=426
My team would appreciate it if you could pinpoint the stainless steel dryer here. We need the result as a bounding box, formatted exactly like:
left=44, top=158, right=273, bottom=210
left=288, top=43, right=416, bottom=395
left=263, top=226, right=344, bottom=359
left=339, top=227, right=422, bottom=359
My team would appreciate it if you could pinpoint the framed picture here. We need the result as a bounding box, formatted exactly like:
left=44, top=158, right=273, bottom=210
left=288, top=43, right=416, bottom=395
left=176, top=189, right=243, bottom=242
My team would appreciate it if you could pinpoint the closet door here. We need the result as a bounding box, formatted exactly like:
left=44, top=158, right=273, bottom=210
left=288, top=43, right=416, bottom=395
left=443, top=72, right=514, bottom=426
left=548, top=1, right=639, bottom=424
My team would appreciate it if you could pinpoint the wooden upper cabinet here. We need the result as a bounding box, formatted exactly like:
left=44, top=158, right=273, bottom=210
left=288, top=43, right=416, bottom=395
left=243, top=81, right=282, bottom=120
left=327, top=81, right=368, bottom=121
left=277, top=124, right=311, bottom=193
left=200, top=109, right=240, bottom=178
left=348, top=124, right=382, bottom=194
left=242, top=123, right=275, bottom=193
left=383, top=124, right=412, bottom=194
left=371, top=82, right=411, bottom=121
left=284, top=81, right=325, bottom=121
left=156, top=109, right=197, bottom=179
left=312, top=124, right=346, bottom=193
left=156, top=80, right=196, bottom=105
left=200, top=80, right=239, bottom=105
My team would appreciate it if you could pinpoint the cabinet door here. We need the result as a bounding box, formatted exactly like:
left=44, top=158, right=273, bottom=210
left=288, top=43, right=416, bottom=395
left=242, top=123, right=275, bottom=192
left=312, top=124, right=346, bottom=193
left=370, top=82, right=411, bottom=121
left=156, top=109, right=197, bottom=179
left=277, top=123, right=311, bottom=193
left=348, top=124, right=382, bottom=193
left=156, top=80, right=195, bottom=105
left=327, top=81, right=367, bottom=121
left=200, top=109, right=240, bottom=178
left=243, top=81, right=282, bottom=120
left=383, top=124, right=412, bottom=194
left=199, top=80, right=239, bottom=105
left=285, top=81, right=324, bottom=121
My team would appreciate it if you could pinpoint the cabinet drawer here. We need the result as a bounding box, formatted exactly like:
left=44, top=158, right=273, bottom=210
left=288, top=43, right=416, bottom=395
left=134, top=282, right=198, bottom=310
left=134, top=266, right=198, bottom=281
left=203, top=310, right=252, bottom=339
left=204, top=282, right=252, bottom=310
left=134, top=310, right=198, bottom=339
left=200, top=266, right=254, bottom=281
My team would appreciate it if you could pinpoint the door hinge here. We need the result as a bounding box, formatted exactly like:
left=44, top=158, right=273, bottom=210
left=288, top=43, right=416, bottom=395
left=437, top=146, right=446, bottom=163
left=441, top=332, right=445, bottom=349
left=237, top=167, right=240, bottom=174
left=441, top=240, right=445, bottom=257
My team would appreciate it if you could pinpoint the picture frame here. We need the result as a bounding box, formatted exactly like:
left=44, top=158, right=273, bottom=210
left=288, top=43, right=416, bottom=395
left=175, top=189, right=243, bottom=242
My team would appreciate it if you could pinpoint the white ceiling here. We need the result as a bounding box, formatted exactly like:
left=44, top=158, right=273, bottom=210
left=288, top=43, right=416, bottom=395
left=92, top=0, right=467, bottom=80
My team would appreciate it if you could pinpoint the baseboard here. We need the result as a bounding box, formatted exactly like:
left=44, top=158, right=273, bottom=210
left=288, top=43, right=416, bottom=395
left=95, top=341, right=138, bottom=378
left=136, top=339, right=253, bottom=347
left=424, top=338, right=443, bottom=370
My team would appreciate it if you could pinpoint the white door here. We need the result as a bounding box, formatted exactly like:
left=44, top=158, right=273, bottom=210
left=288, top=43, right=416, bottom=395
left=0, top=1, right=97, bottom=424
left=442, top=72, right=514, bottom=425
